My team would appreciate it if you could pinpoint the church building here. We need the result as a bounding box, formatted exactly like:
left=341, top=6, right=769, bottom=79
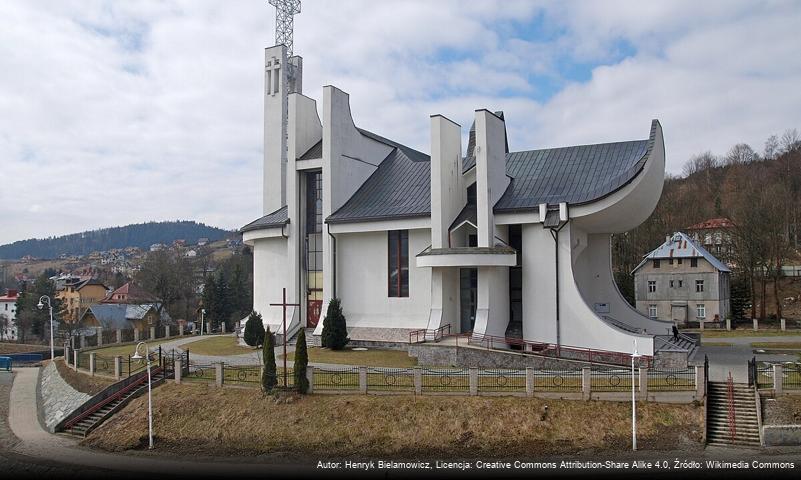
left=242, top=42, right=689, bottom=364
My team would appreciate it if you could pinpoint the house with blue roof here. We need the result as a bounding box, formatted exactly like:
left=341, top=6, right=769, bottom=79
left=633, top=231, right=731, bottom=327
left=241, top=42, right=696, bottom=367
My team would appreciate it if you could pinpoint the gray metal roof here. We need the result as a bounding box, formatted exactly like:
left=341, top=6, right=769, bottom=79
left=327, top=146, right=431, bottom=223
left=632, top=231, right=731, bottom=273
left=240, top=205, right=289, bottom=233
left=81, top=303, right=169, bottom=329
left=494, top=121, right=657, bottom=212
left=298, top=140, right=322, bottom=160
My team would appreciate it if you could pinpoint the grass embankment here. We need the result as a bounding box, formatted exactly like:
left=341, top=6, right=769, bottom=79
left=283, top=347, right=417, bottom=368
left=184, top=335, right=254, bottom=356
left=53, top=359, right=115, bottom=395
left=87, top=337, right=187, bottom=358
left=0, top=342, right=49, bottom=354
left=85, top=383, right=703, bottom=457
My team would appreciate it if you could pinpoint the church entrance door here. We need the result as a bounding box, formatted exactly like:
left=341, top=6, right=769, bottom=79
left=307, top=299, right=322, bottom=327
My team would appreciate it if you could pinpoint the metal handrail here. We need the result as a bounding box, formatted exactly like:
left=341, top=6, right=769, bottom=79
left=727, top=372, right=737, bottom=443
left=64, top=366, right=163, bottom=430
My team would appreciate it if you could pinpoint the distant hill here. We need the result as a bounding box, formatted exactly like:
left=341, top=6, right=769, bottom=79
left=0, top=221, right=234, bottom=260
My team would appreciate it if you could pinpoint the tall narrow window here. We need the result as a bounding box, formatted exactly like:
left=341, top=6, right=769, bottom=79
left=388, top=230, right=409, bottom=297
left=696, top=304, right=706, bottom=318
left=653, top=259, right=661, bottom=268
left=648, top=280, right=656, bottom=293
left=696, top=280, right=704, bottom=293
left=648, top=305, right=657, bottom=319
left=690, top=258, right=698, bottom=268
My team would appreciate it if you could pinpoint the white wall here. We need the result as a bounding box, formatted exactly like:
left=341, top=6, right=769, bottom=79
left=430, top=115, right=464, bottom=249
left=334, top=229, right=431, bottom=331
left=521, top=224, right=557, bottom=343
left=263, top=45, right=289, bottom=215
left=251, top=237, right=297, bottom=334
left=474, top=110, right=509, bottom=248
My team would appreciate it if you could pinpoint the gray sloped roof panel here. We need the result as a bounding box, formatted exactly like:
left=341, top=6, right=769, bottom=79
left=298, top=140, right=322, bottom=160
left=240, top=205, right=289, bottom=232
left=326, top=147, right=431, bottom=223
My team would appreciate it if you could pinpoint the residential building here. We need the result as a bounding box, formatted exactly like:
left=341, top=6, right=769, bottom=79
left=686, top=217, right=735, bottom=263
left=241, top=42, right=685, bottom=363
left=80, top=303, right=170, bottom=332
left=101, top=282, right=160, bottom=304
left=633, top=232, right=731, bottom=325
left=56, top=278, right=110, bottom=323
left=0, top=289, right=19, bottom=340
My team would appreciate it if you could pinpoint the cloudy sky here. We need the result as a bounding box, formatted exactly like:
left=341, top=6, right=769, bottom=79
left=1, top=0, right=800, bottom=245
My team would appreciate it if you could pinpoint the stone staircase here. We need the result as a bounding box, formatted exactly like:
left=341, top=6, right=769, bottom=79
left=706, top=381, right=761, bottom=447
left=61, top=367, right=169, bottom=438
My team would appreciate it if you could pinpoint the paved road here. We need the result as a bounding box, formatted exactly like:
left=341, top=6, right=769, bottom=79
left=697, top=334, right=800, bottom=383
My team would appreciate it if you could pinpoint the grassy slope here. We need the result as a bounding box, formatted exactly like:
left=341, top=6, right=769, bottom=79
left=698, top=329, right=801, bottom=338
left=54, top=359, right=115, bottom=395
left=86, top=338, right=184, bottom=358
left=0, top=343, right=50, bottom=354
left=184, top=336, right=254, bottom=356
left=283, top=347, right=418, bottom=368
left=84, top=383, right=703, bottom=457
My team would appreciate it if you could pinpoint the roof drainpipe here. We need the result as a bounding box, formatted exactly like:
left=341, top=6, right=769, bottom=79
left=327, top=224, right=337, bottom=299
left=545, top=202, right=569, bottom=356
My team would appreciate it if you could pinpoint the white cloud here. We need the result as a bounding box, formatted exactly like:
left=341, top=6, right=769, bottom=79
left=0, top=0, right=799, bottom=246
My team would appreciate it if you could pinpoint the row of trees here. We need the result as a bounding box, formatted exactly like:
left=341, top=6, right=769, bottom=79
left=613, top=127, right=801, bottom=321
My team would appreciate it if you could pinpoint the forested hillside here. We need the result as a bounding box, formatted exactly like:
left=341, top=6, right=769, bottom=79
left=613, top=129, right=801, bottom=320
left=0, top=221, right=232, bottom=260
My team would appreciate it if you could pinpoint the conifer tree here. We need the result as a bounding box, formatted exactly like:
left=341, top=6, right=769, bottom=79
left=293, top=328, right=309, bottom=394
left=262, top=327, right=277, bottom=392
left=243, top=311, right=265, bottom=347
left=321, top=298, right=348, bottom=350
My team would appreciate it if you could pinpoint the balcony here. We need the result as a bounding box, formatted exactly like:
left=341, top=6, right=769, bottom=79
left=416, top=245, right=517, bottom=268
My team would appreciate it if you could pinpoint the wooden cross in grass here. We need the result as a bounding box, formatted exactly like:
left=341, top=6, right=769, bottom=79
left=270, top=287, right=299, bottom=389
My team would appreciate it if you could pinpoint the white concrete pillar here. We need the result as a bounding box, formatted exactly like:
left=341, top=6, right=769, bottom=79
left=753, top=319, right=759, bottom=331
left=165, top=325, right=171, bottom=338
left=97, top=328, right=103, bottom=346
left=699, top=320, right=704, bottom=331
left=413, top=367, right=422, bottom=395
left=525, top=367, right=534, bottom=397
left=116, top=329, right=122, bottom=343
left=134, top=329, right=140, bottom=342
left=359, top=367, right=368, bottom=394
left=695, top=365, right=705, bottom=398
left=773, top=364, right=783, bottom=394
left=726, top=319, right=731, bottom=331
left=582, top=367, right=592, bottom=400
left=89, top=352, right=96, bottom=376
left=150, top=326, right=156, bottom=340
left=639, top=367, right=648, bottom=396
left=179, top=324, right=184, bottom=336
left=73, top=350, right=78, bottom=371
left=215, top=363, right=224, bottom=388
left=64, top=344, right=70, bottom=364
left=780, top=318, right=786, bottom=331
left=469, top=368, right=478, bottom=396
left=221, top=322, right=226, bottom=334
left=306, top=366, right=314, bottom=394
left=79, top=335, right=86, bottom=349
left=175, top=358, right=182, bottom=385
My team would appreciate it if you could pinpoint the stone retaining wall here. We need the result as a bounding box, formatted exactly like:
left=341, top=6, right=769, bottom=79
left=762, top=425, right=801, bottom=446
left=39, top=362, right=90, bottom=432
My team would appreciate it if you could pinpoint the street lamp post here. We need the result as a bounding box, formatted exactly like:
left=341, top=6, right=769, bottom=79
left=132, top=341, right=154, bottom=449
left=631, top=339, right=642, bottom=451
left=37, top=295, right=54, bottom=361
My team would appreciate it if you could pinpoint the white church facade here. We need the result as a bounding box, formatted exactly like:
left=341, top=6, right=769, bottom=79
left=243, top=43, right=691, bottom=363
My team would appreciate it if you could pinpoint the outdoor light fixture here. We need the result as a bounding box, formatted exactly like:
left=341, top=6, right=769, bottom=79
left=132, top=341, right=154, bottom=449
left=37, top=295, right=54, bottom=362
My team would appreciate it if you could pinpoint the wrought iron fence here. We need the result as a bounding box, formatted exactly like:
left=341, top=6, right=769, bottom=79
left=531, top=369, right=582, bottom=392
left=101, top=330, right=117, bottom=345
left=184, top=362, right=215, bottom=383
left=647, top=368, right=695, bottom=391
left=783, top=363, right=800, bottom=390
left=154, top=327, right=165, bottom=339
left=121, top=329, right=134, bottom=342
left=757, top=363, right=774, bottom=389
left=423, top=368, right=469, bottom=393
left=590, top=368, right=637, bottom=392
left=315, top=367, right=360, bottom=391
left=224, top=365, right=261, bottom=386
left=84, top=335, right=98, bottom=348
left=94, top=354, right=116, bottom=375
left=76, top=351, right=91, bottom=369
left=367, top=367, right=415, bottom=392
left=477, top=369, right=526, bottom=393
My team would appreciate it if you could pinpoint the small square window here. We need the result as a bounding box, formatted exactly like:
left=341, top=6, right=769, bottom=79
left=648, top=305, right=658, bottom=318
left=668, top=258, right=674, bottom=265
left=653, top=259, right=661, bottom=268
left=696, top=304, right=706, bottom=318
left=669, top=280, right=674, bottom=288
left=690, top=258, right=698, bottom=268
left=677, top=258, right=683, bottom=265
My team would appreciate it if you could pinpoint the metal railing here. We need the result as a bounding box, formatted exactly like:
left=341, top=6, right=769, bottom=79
left=477, top=369, right=525, bottom=393
left=647, top=368, right=695, bottom=391
left=590, top=367, right=636, bottom=392
left=224, top=365, right=261, bottom=386
left=409, top=324, right=452, bottom=344
left=366, top=367, right=415, bottom=392
left=314, top=367, right=360, bottom=391
left=532, top=369, right=582, bottom=392
left=423, top=368, right=469, bottom=393
left=782, top=362, right=800, bottom=390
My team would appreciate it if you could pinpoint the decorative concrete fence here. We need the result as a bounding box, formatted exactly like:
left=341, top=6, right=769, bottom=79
left=756, top=362, right=801, bottom=393
left=179, top=362, right=703, bottom=402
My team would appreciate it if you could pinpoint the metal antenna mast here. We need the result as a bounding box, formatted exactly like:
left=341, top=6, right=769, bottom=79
left=268, top=0, right=301, bottom=58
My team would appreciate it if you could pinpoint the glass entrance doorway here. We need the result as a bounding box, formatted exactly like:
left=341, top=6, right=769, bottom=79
left=459, top=268, right=477, bottom=333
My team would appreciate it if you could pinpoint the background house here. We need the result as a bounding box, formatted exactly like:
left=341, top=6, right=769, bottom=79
left=56, top=278, right=109, bottom=323
left=633, top=232, right=731, bottom=325
left=685, top=217, right=735, bottom=264
left=80, top=303, right=167, bottom=332
left=0, top=288, right=19, bottom=340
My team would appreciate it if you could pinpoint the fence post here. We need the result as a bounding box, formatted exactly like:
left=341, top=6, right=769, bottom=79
left=699, top=320, right=704, bottom=331
left=73, top=350, right=79, bottom=371
left=215, top=363, right=224, bottom=388
left=221, top=322, right=226, bottom=334
left=753, top=319, right=759, bottom=331
left=165, top=325, right=171, bottom=339
left=358, top=367, right=368, bottom=394
left=134, top=329, right=140, bottom=342
left=469, top=368, right=478, bottom=396
left=150, top=326, right=156, bottom=340
left=780, top=318, right=786, bottom=331
left=116, top=329, right=122, bottom=344
left=773, top=364, right=783, bottom=395
left=639, top=367, right=648, bottom=397
left=97, top=328, right=103, bottom=346
left=89, top=352, right=96, bottom=376
left=114, top=356, right=122, bottom=380
left=413, top=367, right=422, bottom=395
left=582, top=367, right=591, bottom=400
left=695, top=365, right=705, bottom=398
left=179, top=324, right=185, bottom=336
left=175, top=357, right=183, bottom=385
left=525, top=367, right=534, bottom=397
left=79, top=335, right=86, bottom=349
left=64, top=344, right=70, bottom=364
left=306, top=365, right=314, bottom=394
left=726, top=318, right=731, bottom=331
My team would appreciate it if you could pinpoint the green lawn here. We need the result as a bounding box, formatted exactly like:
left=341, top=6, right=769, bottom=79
left=283, top=347, right=417, bottom=368
left=184, top=335, right=255, bottom=356
left=86, top=337, right=183, bottom=358
left=751, top=342, right=801, bottom=349
left=700, top=341, right=735, bottom=347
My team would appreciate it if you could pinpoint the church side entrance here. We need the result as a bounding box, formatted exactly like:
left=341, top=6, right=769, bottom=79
left=305, top=171, right=323, bottom=328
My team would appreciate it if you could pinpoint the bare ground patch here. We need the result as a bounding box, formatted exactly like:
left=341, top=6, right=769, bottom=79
left=83, top=383, right=703, bottom=458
